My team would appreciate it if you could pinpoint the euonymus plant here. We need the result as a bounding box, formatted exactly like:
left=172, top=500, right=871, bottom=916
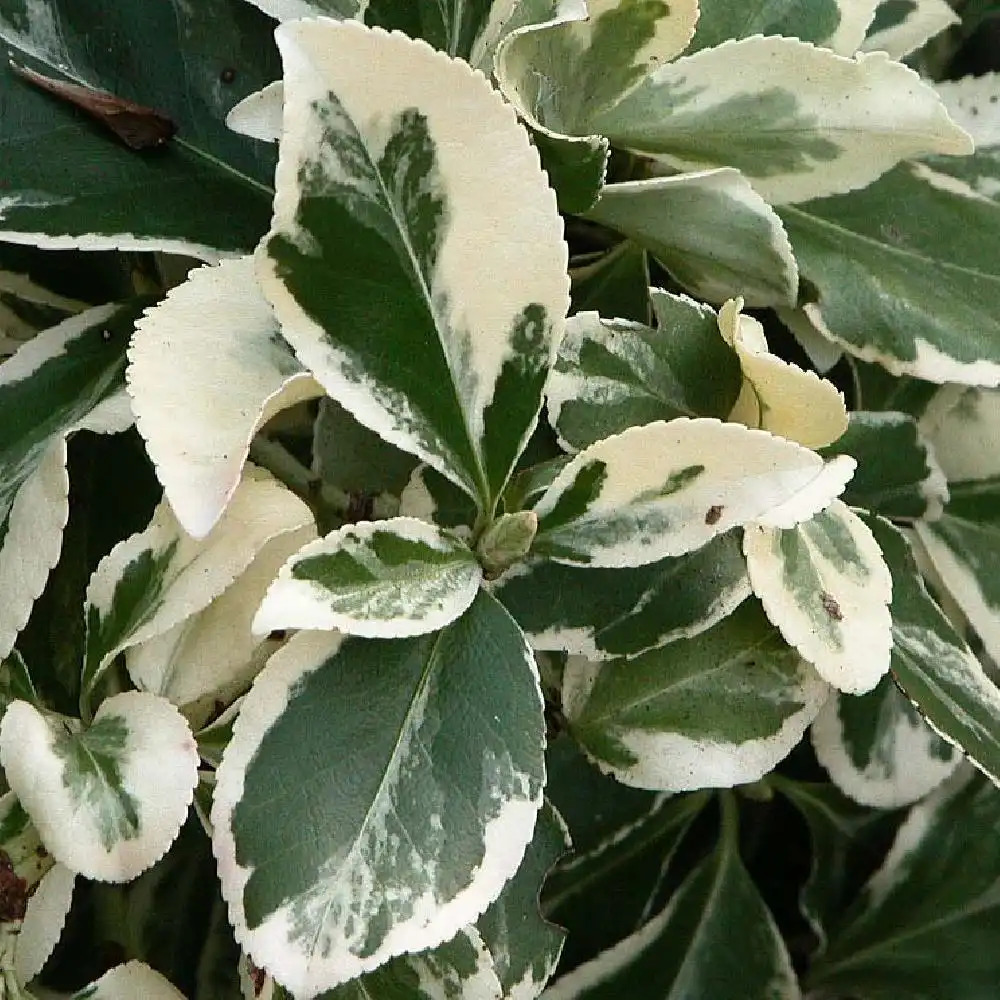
left=0, top=0, right=999, bottom=997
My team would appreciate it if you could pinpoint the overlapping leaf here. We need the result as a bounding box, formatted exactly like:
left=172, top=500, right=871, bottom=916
left=866, top=513, right=1000, bottom=787
left=562, top=599, right=830, bottom=790
left=719, top=299, right=847, bottom=448
left=585, top=171, right=799, bottom=307
left=862, top=0, right=958, bottom=58
left=542, top=798, right=801, bottom=999
left=811, top=679, right=960, bottom=808
left=126, top=524, right=315, bottom=726
left=128, top=256, right=322, bottom=539
left=782, top=162, right=1000, bottom=385
left=688, top=0, right=880, bottom=54
left=0, top=691, right=199, bottom=882
left=543, top=790, right=709, bottom=970
left=820, top=411, right=948, bottom=520
left=0, top=0, right=278, bottom=256
left=531, top=418, right=856, bottom=568
left=70, top=961, right=187, bottom=999
left=83, top=467, right=313, bottom=700
left=213, top=591, right=545, bottom=997
left=493, top=531, right=750, bottom=660
left=0, top=300, right=141, bottom=663
left=546, top=290, right=742, bottom=452
left=569, top=242, right=651, bottom=325
left=253, top=517, right=482, bottom=638
left=744, top=500, right=893, bottom=694
left=808, top=771, right=1000, bottom=1000
left=257, top=19, right=568, bottom=517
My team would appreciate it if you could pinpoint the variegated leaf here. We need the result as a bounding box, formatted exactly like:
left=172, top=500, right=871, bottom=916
left=776, top=305, right=845, bottom=374
left=543, top=787, right=709, bottom=967
left=807, top=771, right=1000, bottom=1000
left=542, top=799, right=801, bottom=999
left=240, top=0, right=366, bottom=21
left=586, top=170, right=798, bottom=307
left=213, top=591, right=545, bottom=997
left=718, top=299, right=848, bottom=449
left=126, top=526, right=316, bottom=727
left=820, top=411, right=948, bottom=521
left=919, top=385, right=1000, bottom=484
left=477, top=800, right=571, bottom=1000
left=0, top=692, right=199, bottom=882
left=862, top=0, right=958, bottom=58
left=812, top=680, right=960, bottom=808
left=563, top=599, right=830, bottom=791
left=253, top=517, right=482, bottom=639
left=495, top=0, right=698, bottom=137
left=257, top=19, right=568, bottom=516
left=866, top=513, right=1000, bottom=785
left=782, top=163, right=1000, bottom=386
left=0, top=300, right=142, bottom=661
left=590, top=36, right=971, bottom=205
left=531, top=418, right=856, bottom=568
left=743, top=500, right=893, bottom=695
left=71, top=961, right=187, bottom=999
left=688, top=0, right=880, bottom=55
left=493, top=531, right=751, bottom=659
left=128, top=256, right=322, bottom=539
left=83, top=467, right=313, bottom=699
left=244, top=925, right=504, bottom=1000
left=399, top=463, right=480, bottom=535
left=15, top=863, right=75, bottom=985
left=546, top=291, right=742, bottom=452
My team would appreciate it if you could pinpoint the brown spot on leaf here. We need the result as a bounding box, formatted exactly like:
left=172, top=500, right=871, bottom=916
left=220, top=67, right=237, bottom=84
left=705, top=505, right=724, bottom=525
left=820, top=591, right=843, bottom=622
left=0, top=850, right=29, bottom=922
left=249, top=960, right=267, bottom=995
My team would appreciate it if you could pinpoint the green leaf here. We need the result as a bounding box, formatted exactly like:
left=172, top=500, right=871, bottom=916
left=865, top=513, right=1000, bottom=788
left=585, top=170, right=799, bottom=307
left=128, top=256, right=322, bottom=539
left=563, top=599, right=829, bottom=790
left=812, top=677, right=960, bottom=807
left=0, top=300, right=142, bottom=663
left=0, top=0, right=278, bottom=256
left=863, top=0, right=958, bottom=58
left=819, top=411, right=948, bottom=520
left=542, top=796, right=801, bottom=999
left=127, top=525, right=315, bottom=727
left=495, top=0, right=699, bottom=137
left=71, top=961, right=187, bottom=999
left=253, top=517, right=483, bottom=638
left=546, top=291, right=742, bottom=452
left=542, top=791, right=709, bottom=971
left=313, top=398, right=419, bottom=501
left=493, top=531, right=750, bottom=659
left=212, top=590, right=545, bottom=996
left=477, top=800, right=571, bottom=999
left=531, top=418, right=856, bottom=568
left=744, top=500, right=893, bottom=694
left=688, top=0, right=880, bottom=54
left=83, top=467, right=313, bottom=699
left=0, top=691, right=199, bottom=882
left=781, top=162, right=1000, bottom=385
left=589, top=36, right=970, bottom=205
left=569, top=242, right=650, bottom=325
left=808, top=771, right=1000, bottom=1000
left=399, top=463, right=480, bottom=535
left=365, top=0, right=507, bottom=62
left=257, top=19, right=568, bottom=516
left=531, top=128, right=610, bottom=215
left=774, top=776, right=900, bottom=954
